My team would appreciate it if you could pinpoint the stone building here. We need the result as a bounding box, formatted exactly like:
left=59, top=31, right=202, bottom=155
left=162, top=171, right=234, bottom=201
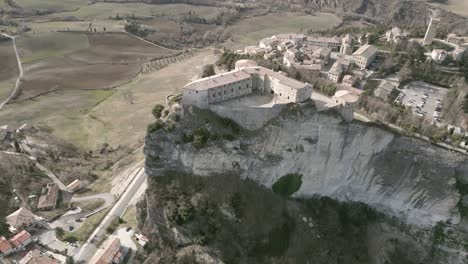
left=431, top=49, right=448, bottom=63
left=182, top=66, right=312, bottom=109
left=89, top=236, right=123, bottom=264
left=351, top=44, right=377, bottom=70
left=385, top=27, right=406, bottom=43
left=304, top=36, right=341, bottom=51
left=423, top=18, right=440, bottom=45
left=6, top=208, right=35, bottom=232
left=37, top=183, right=59, bottom=211
left=332, top=90, right=359, bottom=122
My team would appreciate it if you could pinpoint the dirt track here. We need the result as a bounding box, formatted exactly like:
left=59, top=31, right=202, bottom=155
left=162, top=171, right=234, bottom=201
left=0, top=34, right=23, bottom=110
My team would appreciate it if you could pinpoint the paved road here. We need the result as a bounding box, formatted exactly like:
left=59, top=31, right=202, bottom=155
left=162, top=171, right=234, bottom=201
left=0, top=33, right=23, bottom=110
left=74, top=168, right=146, bottom=262
left=71, top=193, right=115, bottom=217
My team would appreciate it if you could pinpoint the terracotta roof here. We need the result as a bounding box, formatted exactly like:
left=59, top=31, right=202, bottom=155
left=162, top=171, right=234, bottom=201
left=306, top=36, right=340, bottom=44
left=0, top=236, right=12, bottom=254
left=37, top=183, right=59, bottom=209
left=19, top=250, right=59, bottom=264
left=184, top=69, right=251, bottom=91
left=89, top=237, right=121, bottom=264
left=9, top=230, right=31, bottom=247
left=66, top=180, right=82, bottom=192
left=353, top=45, right=378, bottom=59
left=6, top=207, right=34, bottom=229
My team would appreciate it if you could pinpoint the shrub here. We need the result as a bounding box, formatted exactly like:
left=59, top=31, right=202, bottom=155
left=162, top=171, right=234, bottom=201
left=152, top=104, right=165, bottom=119
left=147, top=120, right=164, bottom=133
left=165, top=122, right=176, bottom=132
left=220, top=117, right=241, bottom=134
left=223, top=134, right=235, bottom=141
left=163, top=110, right=169, bottom=117
left=56, top=227, right=65, bottom=239
left=272, top=174, right=303, bottom=197
left=193, top=127, right=211, bottom=148
left=170, top=113, right=180, bottom=122
left=164, top=200, right=179, bottom=225
left=182, top=132, right=194, bottom=143
left=164, top=198, right=194, bottom=225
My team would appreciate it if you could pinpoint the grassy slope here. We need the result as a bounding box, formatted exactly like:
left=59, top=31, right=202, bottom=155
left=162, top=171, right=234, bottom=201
left=14, top=0, right=90, bottom=12
left=225, top=12, right=341, bottom=49
left=16, top=32, right=90, bottom=63
left=47, top=2, right=222, bottom=20
left=0, top=40, right=18, bottom=101
left=0, top=49, right=216, bottom=149
left=430, top=0, right=468, bottom=17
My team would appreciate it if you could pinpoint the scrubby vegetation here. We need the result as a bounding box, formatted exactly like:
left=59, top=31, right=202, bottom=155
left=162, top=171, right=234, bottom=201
left=143, top=173, right=402, bottom=263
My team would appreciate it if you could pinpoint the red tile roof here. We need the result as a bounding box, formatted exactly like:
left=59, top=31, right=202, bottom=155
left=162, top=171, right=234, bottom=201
left=9, top=230, right=32, bottom=247
left=0, top=236, right=12, bottom=254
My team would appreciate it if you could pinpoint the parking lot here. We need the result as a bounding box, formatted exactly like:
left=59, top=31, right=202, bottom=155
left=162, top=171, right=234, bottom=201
left=398, top=81, right=447, bottom=121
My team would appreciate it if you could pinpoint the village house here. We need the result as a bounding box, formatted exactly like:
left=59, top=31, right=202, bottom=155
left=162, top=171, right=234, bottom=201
left=259, top=37, right=278, bottom=50
left=135, top=234, right=149, bottom=247
left=37, top=183, right=59, bottom=211
left=374, top=81, right=397, bottom=101
left=431, top=49, right=448, bottom=63
left=342, top=75, right=359, bottom=88
left=328, top=58, right=351, bottom=83
left=351, top=44, right=377, bottom=70
left=66, top=179, right=82, bottom=193
left=182, top=66, right=313, bottom=109
left=89, top=236, right=123, bottom=264
left=386, top=27, right=407, bottom=43
left=19, top=249, right=59, bottom=264
left=0, top=236, right=13, bottom=256
left=446, top=33, right=468, bottom=45
left=0, top=230, right=33, bottom=256
left=6, top=207, right=35, bottom=232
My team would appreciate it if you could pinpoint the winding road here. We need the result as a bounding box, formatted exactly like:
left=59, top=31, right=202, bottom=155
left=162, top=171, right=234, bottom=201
left=0, top=33, right=23, bottom=110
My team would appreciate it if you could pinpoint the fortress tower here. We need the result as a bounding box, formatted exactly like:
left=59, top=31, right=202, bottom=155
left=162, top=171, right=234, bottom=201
left=423, top=17, right=440, bottom=45
left=340, top=34, right=352, bottom=55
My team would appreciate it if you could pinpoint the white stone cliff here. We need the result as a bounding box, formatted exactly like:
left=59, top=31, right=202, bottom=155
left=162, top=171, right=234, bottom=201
left=145, top=105, right=465, bottom=227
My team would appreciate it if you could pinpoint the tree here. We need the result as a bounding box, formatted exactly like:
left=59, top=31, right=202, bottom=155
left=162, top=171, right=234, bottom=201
left=201, top=64, right=216, bottom=78
left=152, top=104, right=165, bottom=119
left=66, top=257, right=75, bottom=264
left=398, top=61, right=413, bottom=83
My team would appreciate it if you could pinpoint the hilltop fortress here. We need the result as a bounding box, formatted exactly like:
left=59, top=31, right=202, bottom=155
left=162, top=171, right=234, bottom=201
left=182, top=65, right=313, bottom=109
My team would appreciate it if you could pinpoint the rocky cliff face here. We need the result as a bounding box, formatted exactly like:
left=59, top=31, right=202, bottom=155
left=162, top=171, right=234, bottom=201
left=144, top=103, right=466, bottom=227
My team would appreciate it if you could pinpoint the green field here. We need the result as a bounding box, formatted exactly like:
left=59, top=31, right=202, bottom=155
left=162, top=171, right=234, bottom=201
left=430, top=0, right=468, bottom=17
left=225, top=12, right=341, bottom=49
left=48, top=2, right=222, bottom=20
left=14, top=0, right=90, bottom=12
left=17, top=32, right=89, bottom=63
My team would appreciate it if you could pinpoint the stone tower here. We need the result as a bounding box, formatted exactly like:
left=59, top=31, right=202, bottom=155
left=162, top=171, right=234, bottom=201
left=340, top=34, right=352, bottom=55
left=423, top=17, right=440, bottom=45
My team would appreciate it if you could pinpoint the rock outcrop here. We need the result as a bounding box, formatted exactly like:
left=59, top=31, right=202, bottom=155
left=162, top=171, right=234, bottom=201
left=144, top=103, right=466, bottom=227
